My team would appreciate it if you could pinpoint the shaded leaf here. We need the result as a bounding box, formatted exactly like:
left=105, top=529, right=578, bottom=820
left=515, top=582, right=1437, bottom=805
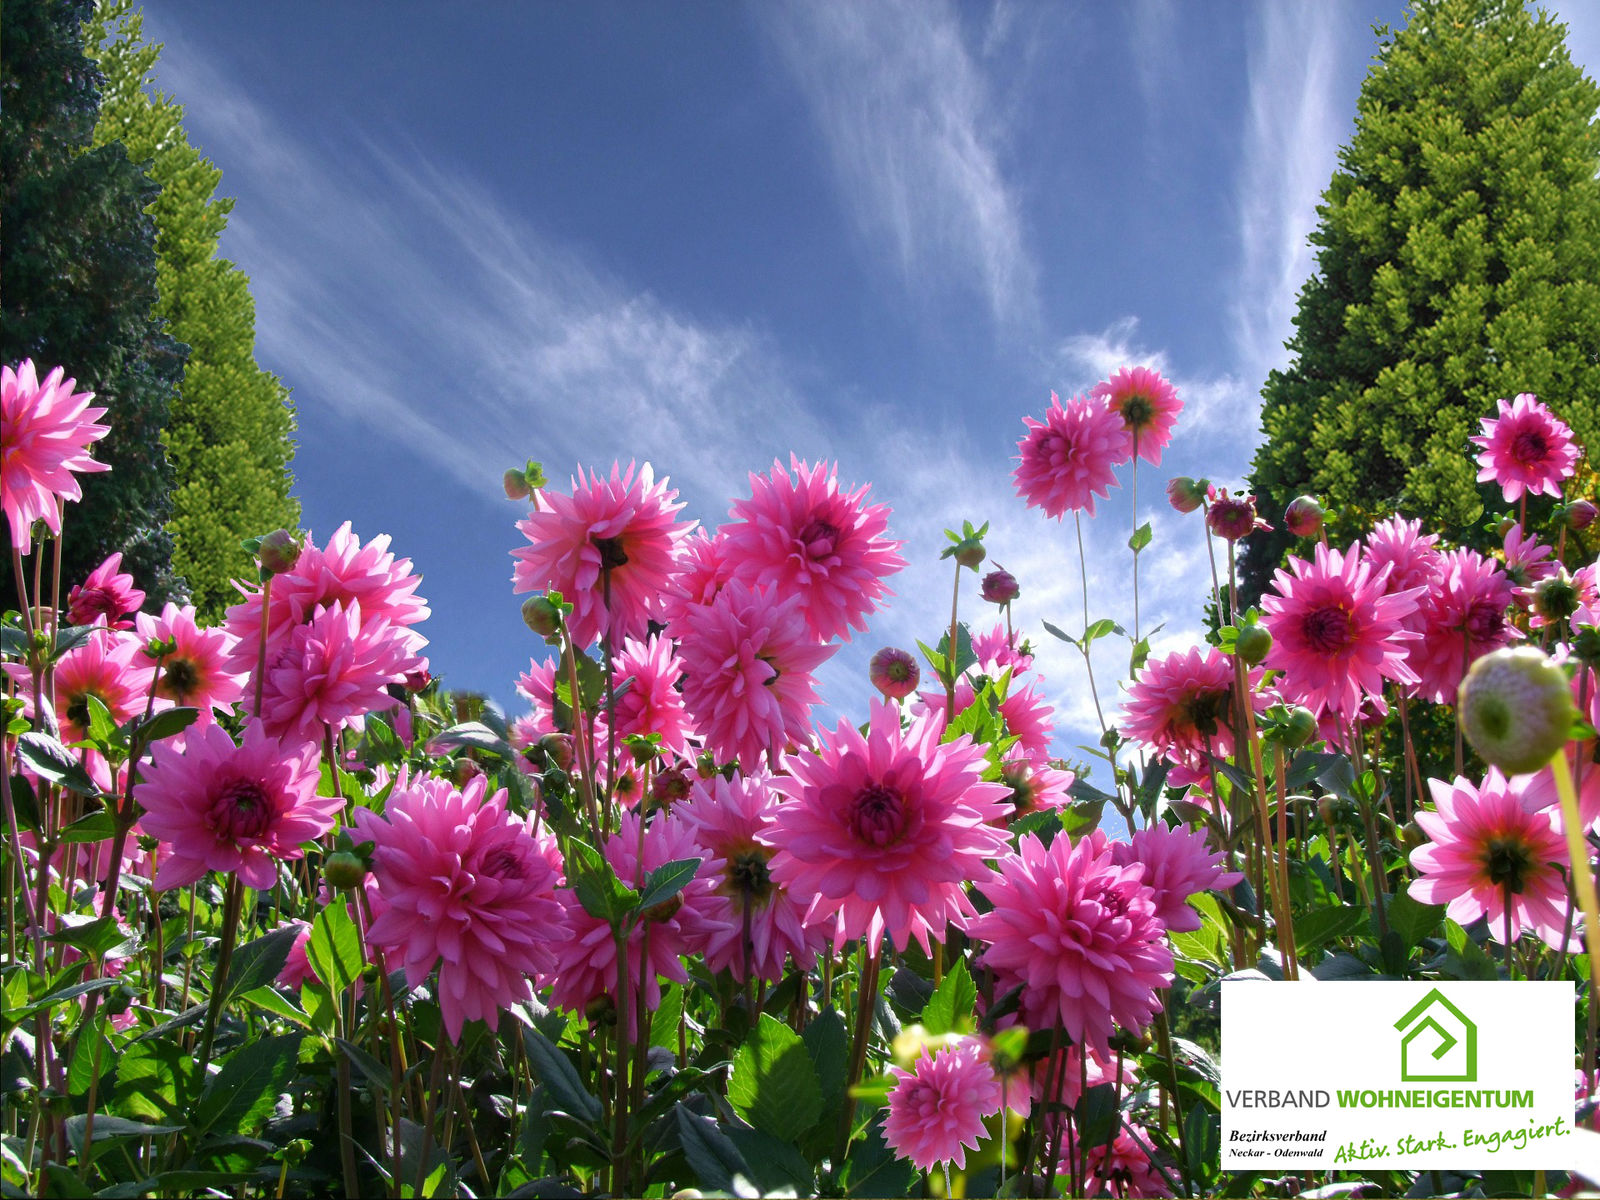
left=727, top=1013, right=823, bottom=1143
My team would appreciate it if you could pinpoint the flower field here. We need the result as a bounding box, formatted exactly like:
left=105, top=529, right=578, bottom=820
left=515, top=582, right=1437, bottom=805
left=2, top=355, right=1598, bottom=1198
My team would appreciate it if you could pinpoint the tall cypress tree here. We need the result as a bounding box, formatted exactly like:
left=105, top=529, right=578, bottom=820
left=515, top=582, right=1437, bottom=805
left=1241, top=0, right=1600, bottom=604
left=2, top=0, right=187, bottom=610
left=86, top=0, right=300, bottom=621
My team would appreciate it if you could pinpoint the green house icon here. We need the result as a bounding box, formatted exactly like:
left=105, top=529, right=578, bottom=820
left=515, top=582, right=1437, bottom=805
left=1395, top=988, right=1477, bottom=1083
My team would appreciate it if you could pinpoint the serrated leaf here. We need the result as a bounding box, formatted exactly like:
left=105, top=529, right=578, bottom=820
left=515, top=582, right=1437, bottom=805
left=1385, top=889, right=1446, bottom=950
left=306, top=903, right=363, bottom=996
left=111, top=1039, right=198, bottom=1124
left=223, top=925, right=302, bottom=1006
left=635, top=857, right=701, bottom=914
left=840, top=1116, right=917, bottom=1198
left=52, top=626, right=100, bottom=659
left=84, top=695, right=118, bottom=748
left=727, top=1013, right=823, bottom=1143
left=650, top=984, right=683, bottom=1050
left=1128, top=521, right=1153, bottom=553
left=58, top=810, right=115, bottom=843
left=194, top=1035, right=301, bottom=1138
left=921, top=959, right=975, bottom=1036
left=521, top=1026, right=601, bottom=1123
left=1293, top=905, right=1366, bottom=959
left=675, top=1105, right=755, bottom=1194
left=132, top=707, right=199, bottom=744
left=802, top=1007, right=847, bottom=1115
left=567, top=838, right=638, bottom=923
left=17, top=732, right=101, bottom=797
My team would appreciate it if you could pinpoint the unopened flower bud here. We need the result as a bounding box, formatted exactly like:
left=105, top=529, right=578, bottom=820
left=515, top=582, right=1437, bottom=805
left=651, top=765, right=694, bottom=810
left=1166, top=477, right=1208, bottom=514
left=1496, top=515, right=1519, bottom=540
left=258, top=529, right=303, bottom=575
left=1206, top=489, right=1270, bottom=542
left=1284, top=495, right=1324, bottom=538
left=869, top=647, right=921, bottom=700
left=643, top=892, right=683, bottom=924
left=1280, top=706, right=1318, bottom=748
left=404, top=668, right=431, bottom=693
left=521, top=594, right=563, bottom=641
left=503, top=467, right=532, bottom=500
left=452, top=758, right=484, bottom=787
left=1234, top=624, right=1272, bottom=666
left=1567, top=499, right=1598, bottom=532
left=540, top=732, right=574, bottom=771
left=324, top=851, right=368, bottom=891
left=1458, top=646, right=1577, bottom=776
left=981, top=567, right=1020, bottom=605
left=952, top=537, right=985, bottom=570
left=585, top=994, right=616, bottom=1025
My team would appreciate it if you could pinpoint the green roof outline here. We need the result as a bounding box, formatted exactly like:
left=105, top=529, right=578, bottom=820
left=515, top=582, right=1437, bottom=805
left=1394, top=988, right=1477, bottom=1082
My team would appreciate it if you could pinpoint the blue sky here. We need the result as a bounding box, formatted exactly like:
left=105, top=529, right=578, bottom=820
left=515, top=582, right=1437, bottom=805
left=131, top=0, right=1600, bottom=776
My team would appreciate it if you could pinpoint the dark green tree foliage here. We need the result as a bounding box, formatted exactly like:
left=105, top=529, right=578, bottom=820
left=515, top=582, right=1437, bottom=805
left=1, top=0, right=186, bottom=610
left=1241, top=0, right=1600, bottom=604
left=86, top=0, right=300, bottom=621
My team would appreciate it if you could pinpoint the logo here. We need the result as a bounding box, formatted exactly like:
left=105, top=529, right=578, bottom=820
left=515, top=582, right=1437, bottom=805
left=1394, top=988, right=1476, bottom=1083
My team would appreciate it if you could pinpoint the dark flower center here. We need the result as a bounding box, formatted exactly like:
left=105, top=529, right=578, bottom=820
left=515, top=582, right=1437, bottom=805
left=64, top=688, right=111, bottom=735
left=482, top=846, right=524, bottom=880
left=728, top=850, right=774, bottom=905
left=1464, top=599, right=1506, bottom=644
left=161, top=657, right=200, bottom=700
left=1117, top=393, right=1155, bottom=431
left=848, top=782, right=908, bottom=847
left=72, top=586, right=119, bottom=621
left=1482, top=836, right=1537, bottom=894
left=593, top=535, right=629, bottom=571
left=1510, top=428, right=1550, bottom=466
left=210, top=778, right=273, bottom=841
left=1174, top=688, right=1228, bottom=739
left=1302, top=604, right=1355, bottom=655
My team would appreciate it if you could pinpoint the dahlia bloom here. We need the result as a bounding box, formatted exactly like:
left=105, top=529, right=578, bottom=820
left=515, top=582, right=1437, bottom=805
left=869, top=647, right=921, bottom=700
left=1014, top=392, right=1125, bottom=518
left=1362, top=515, right=1442, bottom=638
left=1, top=360, right=110, bottom=545
left=1260, top=541, right=1421, bottom=718
left=511, top=462, right=693, bottom=649
left=677, top=581, right=834, bottom=768
left=135, top=721, right=330, bottom=891
left=68, top=554, right=145, bottom=629
left=259, top=601, right=423, bottom=744
left=548, top=811, right=722, bottom=1031
left=970, top=622, right=1033, bottom=674
left=277, top=921, right=317, bottom=990
left=766, top=699, right=1010, bottom=954
left=658, top=529, right=730, bottom=631
left=970, top=830, right=1172, bottom=1055
left=1409, top=769, right=1575, bottom=950
left=1121, top=646, right=1246, bottom=766
left=135, top=603, right=247, bottom=722
left=1409, top=549, right=1518, bottom=705
left=225, top=522, right=430, bottom=677
left=609, top=634, right=694, bottom=763
left=1084, top=1123, right=1171, bottom=1199
left=8, top=629, right=154, bottom=744
left=1471, top=393, right=1578, bottom=502
left=721, top=456, right=906, bottom=643
left=997, top=756, right=1075, bottom=822
left=355, top=771, right=569, bottom=1040
left=1090, top=365, right=1182, bottom=466
left=514, top=656, right=562, bottom=737
left=884, top=1039, right=1003, bottom=1172
left=1502, top=524, right=1556, bottom=590
left=915, top=674, right=1055, bottom=769
left=1109, top=823, right=1243, bottom=933
left=1205, top=488, right=1270, bottom=541
left=679, top=772, right=822, bottom=982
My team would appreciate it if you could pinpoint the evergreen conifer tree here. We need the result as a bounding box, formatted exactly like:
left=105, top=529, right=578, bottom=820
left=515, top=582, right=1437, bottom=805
left=1241, top=0, right=1600, bottom=604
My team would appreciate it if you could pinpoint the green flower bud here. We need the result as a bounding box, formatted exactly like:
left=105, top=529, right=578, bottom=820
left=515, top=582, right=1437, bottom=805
left=1458, top=647, right=1577, bottom=776
left=323, top=850, right=368, bottom=891
left=1234, top=623, right=1273, bottom=666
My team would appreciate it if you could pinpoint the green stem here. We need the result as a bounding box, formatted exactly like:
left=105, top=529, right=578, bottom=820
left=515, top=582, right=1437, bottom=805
left=834, top=947, right=881, bottom=1173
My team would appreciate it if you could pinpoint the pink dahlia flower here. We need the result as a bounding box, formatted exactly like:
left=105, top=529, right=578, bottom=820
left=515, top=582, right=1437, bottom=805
left=1471, top=393, right=1579, bottom=503
left=657, top=529, right=730, bottom=631
left=1409, top=769, right=1575, bottom=950
left=1502, top=524, right=1556, bottom=591
left=1109, top=823, right=1243, bottom=933
left=884, top=1039, right=1003, bottom=1172
left=971, top=622, right=1033, bottom=674
left=511, top=461, right=692, bottom=649
left=678, top=581, right=834, bottom=768
left=997, top=756, right=1075, bottom=822
left=721, top=456, right=905, bottom=643
left=136, top=603, right=246, bottom=722
left=1362, top=515, right=1442, bottom=639
left=514, top=655, right=561, bottom=738
left=1205, top=487, right=1270, bottom=541
left=971, top=830, right=1172, bottom=1055
left=1409, top=549, right=1517, bottom=705
left=1084, top=1123, right=1171, bottom=1199
left=609, top=634, right=694, bottom=763
left=1, top=360, right=110, bottom=546
left=355, top=771, right=569, bottom=1041
left=1121, top=646, right=1247, bottom=766
left=1090, top=365, right=1182, bottom=467
left=915, top=675, right=1056, bottom=769
left=548, top=811, right=722, bottom=1031
left=765, top=699, right=1010, bottom=954
left=1014, top=392, right=1125, bottom=518
left=259, top=601, right=423, bottom=744
left=277, top=921, right=317, bottom=990
left=68, top=553, right=145, bottom=629
left=225, top=522, right=430, bottom=678
left=679, top=772, right=823, bottom=982
left=1260, top=542, right=1421, bottom=719
left=135, top=721, right=330, bottom=891
left=7, top=628, right=154, bottom=744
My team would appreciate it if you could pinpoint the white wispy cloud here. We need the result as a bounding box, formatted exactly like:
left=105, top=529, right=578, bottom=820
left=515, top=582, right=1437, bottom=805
left=1232, top=4, right=1349, bottom=392
left=759, top=0, right=1036, bottom=332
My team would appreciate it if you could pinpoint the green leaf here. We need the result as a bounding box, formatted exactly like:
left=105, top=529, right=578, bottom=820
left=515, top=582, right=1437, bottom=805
left=1385, top=889, right=1447, bottom=950
left=521, top=1026, right=602, bottom=1123
left=52, top=626, right=100, bottom=660
left=725, top=1126, right=815, bottom=1195
left=1293, top=904, right=1366, bottom=959
left=675, top=1105, right=755, bottom=1194
left=839, top=1116, right=917, bottom=1198
left=66, top=1012, right=108, bottom=1096
left=1083, top=617, right=1120, bottom=645
left=1128, top=521, right=1153, bottom=553
left=84, top=695, right=118, bottom=749
left=426, top=720, right=519, bottom=761
left=239, top=986, right=312, bottom=1029
left=63, top=1115, right=184, bottom=1154
left=131, top=706, right=199, bottom=745
left=111, top=1039, right=198, bottom=1124
left=46, top=915, right=134, bottom=960
left=306, top=903, right=363, bottom=996
left=727, top=1013, right=824, bottom=1143
left=802, top=1007, right=848, bottom=1116
left=650, top=984, right=684, bottom=1050
left=921, top=959, right=975, bottom=1036
left=635, top=857, right=702, bottom=914
left=17, top=732, right=102, bottom=797
left=335, top=1037, right=394, bottom=1094
left=915, top=639, right=951, bottom=687
left=58, top=809, right=116, bottom=843
left=567, top=837, right=638, bottom=924
left=223, top=924, right=302, bottom=1005
left=194, top=1034, right=302, bottom=1138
